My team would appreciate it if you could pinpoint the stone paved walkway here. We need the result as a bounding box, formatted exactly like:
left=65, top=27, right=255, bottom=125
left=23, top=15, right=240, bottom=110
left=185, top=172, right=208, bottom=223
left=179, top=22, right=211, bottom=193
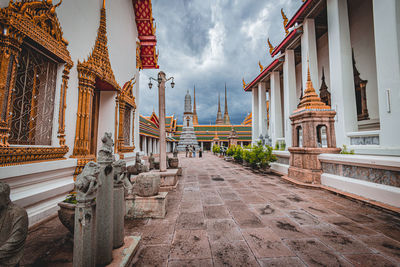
left=21, top=152, right=400, bottom=266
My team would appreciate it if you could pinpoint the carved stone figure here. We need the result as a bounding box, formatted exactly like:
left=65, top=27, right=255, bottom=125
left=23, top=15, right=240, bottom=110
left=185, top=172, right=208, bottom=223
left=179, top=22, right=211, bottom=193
left=126, top=152, right=149, bottom=176
left=98, top=132, right=114, bottom=162
left=112, top=159, right=132, bottom=195
left=0, top=182, right=29, bottom=267
left=75, top=161, right=101, bottom=201
left=134, top=173, right=161, bottom=197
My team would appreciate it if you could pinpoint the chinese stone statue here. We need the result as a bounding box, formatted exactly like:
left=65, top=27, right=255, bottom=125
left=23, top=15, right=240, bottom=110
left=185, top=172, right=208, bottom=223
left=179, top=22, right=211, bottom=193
left=75, top=161, right=101, bottom=201
left=0, top=181, right=28, bottom=267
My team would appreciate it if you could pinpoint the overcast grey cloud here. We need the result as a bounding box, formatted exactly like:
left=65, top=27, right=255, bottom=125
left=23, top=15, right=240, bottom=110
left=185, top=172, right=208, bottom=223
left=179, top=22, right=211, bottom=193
left=139, top=0, right=301, bottom=125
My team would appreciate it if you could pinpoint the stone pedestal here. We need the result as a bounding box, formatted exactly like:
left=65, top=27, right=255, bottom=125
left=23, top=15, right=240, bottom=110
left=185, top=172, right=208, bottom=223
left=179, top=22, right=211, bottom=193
left=113, top=183, right=124, bottom=249
left=96, top=162, right=114, bottom=265
left=106, top=236, right=141, bottom=267
left=126, top=192, right=168, bottom=219
left=73, top=200, right=96, bottom=267
left=151, top=169, right=179, bottom=191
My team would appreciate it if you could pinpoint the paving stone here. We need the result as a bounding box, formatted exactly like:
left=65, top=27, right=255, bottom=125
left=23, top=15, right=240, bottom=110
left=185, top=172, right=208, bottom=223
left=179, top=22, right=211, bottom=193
left=167, top=258, right=213, bottom=267
left=210, top=240, right=259, bottom=267
left=359, top=235, right=400, bottom=262
left=344, top=253, right=397, bottom=267
left=263, top=217, right=309, bottom=239
left=258, top=257, right=306, bottom=267
left=134, top=245, right=169, bottom=267
left=242, top=228, right=295, bottom=258
left=176, top=212, right=206, bottom=230
left=203, top=205, right=231, bottom=219
left=285, top=238, right=353, bottom=267
left=170, top=229, right=211, bottom=260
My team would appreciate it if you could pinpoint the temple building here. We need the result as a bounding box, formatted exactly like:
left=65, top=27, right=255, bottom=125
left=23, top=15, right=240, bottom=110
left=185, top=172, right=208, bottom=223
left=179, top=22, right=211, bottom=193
left=139, top=87, right=252, bottom=153
left=0, top=0, right=159, bottom=227
left=244, top=0, right=400, bottom=209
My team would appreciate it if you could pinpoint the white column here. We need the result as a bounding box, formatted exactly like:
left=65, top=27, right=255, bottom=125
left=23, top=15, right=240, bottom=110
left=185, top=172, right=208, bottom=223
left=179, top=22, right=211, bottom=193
left=134, top=69, right=140, bottom=151
left=327, top=0, right=358, bottom=146
left=301, top=18, right=319, bottom=93
left=283, top=50, right=297, bottom=148
left=373, top=0, right=400, bottom=151
left=270, top=71, right=283, bottom=146
left=258, top=82, right=267, bottom=137
left=251, top=87, right=259, bottom=143
left=144, top=136, right=147, bottom=155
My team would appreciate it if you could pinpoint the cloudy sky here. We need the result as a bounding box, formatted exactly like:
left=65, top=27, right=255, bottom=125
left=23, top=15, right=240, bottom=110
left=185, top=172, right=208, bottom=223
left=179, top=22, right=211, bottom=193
left=139, top=0, right=301, bottom=125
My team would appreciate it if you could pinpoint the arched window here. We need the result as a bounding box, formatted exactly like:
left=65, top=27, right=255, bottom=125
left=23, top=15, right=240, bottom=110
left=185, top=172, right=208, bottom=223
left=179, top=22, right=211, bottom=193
left=296, top=126, right=303, bottom=147
left=316, top=125, right=328, bottom=148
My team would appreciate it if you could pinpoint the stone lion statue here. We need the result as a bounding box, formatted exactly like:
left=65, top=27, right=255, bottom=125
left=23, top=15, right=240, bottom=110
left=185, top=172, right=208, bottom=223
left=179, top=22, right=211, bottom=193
left=112, top=160, right=133, bottom=196
left=98, top=132, right=114, bottom=162
left=75, top=161, right=101, bottom=201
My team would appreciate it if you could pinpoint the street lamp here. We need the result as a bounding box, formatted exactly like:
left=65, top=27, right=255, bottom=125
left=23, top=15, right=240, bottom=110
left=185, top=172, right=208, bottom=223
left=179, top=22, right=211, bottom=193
left=148, top=71, right=175, bottom=172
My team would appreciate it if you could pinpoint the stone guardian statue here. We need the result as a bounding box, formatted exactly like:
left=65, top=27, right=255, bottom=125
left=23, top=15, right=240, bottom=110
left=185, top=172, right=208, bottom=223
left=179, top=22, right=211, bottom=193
left=0, top=181, right=29, bottom=267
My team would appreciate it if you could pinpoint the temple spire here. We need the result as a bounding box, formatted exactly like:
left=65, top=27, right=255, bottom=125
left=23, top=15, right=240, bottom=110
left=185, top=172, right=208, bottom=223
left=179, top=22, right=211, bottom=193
left=223, top=83, right=231, bottom=125
left=216, top=93, right=223, bottom=125
left=193, top=85, right=199, bottom=125
left=103, top=0, right=106, bottom=9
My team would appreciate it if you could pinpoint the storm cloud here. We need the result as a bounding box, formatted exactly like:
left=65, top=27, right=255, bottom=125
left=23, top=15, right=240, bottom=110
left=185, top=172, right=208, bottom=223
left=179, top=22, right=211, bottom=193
left=139, top=0, right=301, bottom=125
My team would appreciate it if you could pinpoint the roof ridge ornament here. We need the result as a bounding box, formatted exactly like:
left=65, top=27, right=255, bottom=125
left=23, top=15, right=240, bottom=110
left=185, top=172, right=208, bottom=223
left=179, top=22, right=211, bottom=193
left=258, top=61, right=264, bottom=72
left=267, top=38, right=274, bottom=55
left=242, top=78, right=247, bottom=89
left=281, top=8, right=289, bottom=35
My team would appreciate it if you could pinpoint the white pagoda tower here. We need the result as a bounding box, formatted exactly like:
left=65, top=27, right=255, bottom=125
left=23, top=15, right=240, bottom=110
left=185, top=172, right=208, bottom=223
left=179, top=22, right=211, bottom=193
left=177, top=90, right=200, bottom=151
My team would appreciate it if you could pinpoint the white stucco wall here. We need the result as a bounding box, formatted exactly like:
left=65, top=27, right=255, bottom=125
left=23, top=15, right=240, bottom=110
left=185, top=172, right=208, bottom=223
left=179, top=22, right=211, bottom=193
left=348, top=0, right=379, bottom=122
left=317, top=33, right=331, bottom=93
left=295, top=63, right=302, bottom=103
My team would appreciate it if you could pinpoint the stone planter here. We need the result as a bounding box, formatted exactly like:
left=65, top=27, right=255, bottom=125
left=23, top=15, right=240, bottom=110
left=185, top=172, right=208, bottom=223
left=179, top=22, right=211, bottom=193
left=168, top=157, right=179, bottom=169
left=135, top=173, right=161, bottom=197
left=58, top=202, right=75, bottom=234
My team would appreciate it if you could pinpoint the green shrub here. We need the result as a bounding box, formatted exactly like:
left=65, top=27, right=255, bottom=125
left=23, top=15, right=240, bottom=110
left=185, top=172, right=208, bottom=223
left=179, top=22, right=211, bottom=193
left=63, top=192, right=77, bottom=204
left=274, top=141, right=279, bottom=150
left=212, top=144, right=220, bottom=154
left=233, top=146, right=243, bottom=163
left=340, top=144, right=355, bottom=154
left=279, top=141, right=286, bottom=151
left=226, top=145, right=235, bottom=156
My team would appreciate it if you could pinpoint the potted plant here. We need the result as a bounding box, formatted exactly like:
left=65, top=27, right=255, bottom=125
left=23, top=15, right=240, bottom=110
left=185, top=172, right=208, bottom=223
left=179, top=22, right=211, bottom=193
left=58, top=192, right=77, bottom=234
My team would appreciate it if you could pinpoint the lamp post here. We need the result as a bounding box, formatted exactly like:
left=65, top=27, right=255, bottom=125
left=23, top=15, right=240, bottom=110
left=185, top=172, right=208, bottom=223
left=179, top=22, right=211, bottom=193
left=148, top=71, right=175, bottom=172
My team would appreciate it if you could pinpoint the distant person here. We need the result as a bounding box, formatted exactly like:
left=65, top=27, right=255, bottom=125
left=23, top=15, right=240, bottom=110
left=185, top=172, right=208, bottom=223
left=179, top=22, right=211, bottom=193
left=199, top=147, right=203, bottom=158
left=185, top=145, right=189, bottom=157
left=193, top=146, right=196, bottom=157
left=189, top=146, right=192, bottom=158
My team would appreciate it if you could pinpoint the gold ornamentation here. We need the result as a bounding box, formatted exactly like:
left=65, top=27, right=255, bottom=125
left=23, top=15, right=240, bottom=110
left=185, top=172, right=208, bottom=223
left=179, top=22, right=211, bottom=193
left=58, top=63, right=73, bottom=147
left=116, top=77, right=136, bottom=154
left=267, top=38, right=274, bottom=55
left=0, top=146, right=68, bottom=167
left=281, top=8, right=289, bottom=35
left=258, top=61, right=264, bottom=72
left=0, top=0, right=71, bottom=165
left=295, top=63, right=330, bottom=112
left=242, top=78, right=247, bottom=89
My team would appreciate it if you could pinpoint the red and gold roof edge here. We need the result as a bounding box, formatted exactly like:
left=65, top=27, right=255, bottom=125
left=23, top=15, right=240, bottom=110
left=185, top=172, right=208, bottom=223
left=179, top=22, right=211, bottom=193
left=133, top=0, right=159, bottom=69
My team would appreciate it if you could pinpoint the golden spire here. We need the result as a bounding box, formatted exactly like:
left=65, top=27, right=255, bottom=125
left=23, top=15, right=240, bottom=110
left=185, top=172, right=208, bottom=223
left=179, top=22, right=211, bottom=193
left=102, top=0, right=105, bottom=9
left=242, top=78, right=247, bottom=89
left=258, top=61, right=264, bottom=72
left=193, top=85, right=199, bottom=125
left=281, top=9, right=289, bottom=35
left=295, top=62, right=330, bottom=112
left=267, top=38, right=274, bottom=55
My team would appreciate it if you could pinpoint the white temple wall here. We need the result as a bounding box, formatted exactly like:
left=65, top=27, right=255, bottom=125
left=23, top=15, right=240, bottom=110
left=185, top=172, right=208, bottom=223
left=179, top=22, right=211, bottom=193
left=316, top=33, right=331, bottom=93
left=348, top=0, right=379, bottom=122
left=295, top=63, right=302, bottom=102
left=98, top=91, right=117, bottom=151
left=279, top=74, right=285, bottom=139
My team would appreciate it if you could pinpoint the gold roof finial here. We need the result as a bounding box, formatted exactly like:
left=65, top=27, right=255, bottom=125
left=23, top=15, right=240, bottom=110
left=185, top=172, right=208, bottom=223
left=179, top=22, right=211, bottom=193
left=102, top=0, right=105, bottom=9
left=281, top=9, right=289, bottom=35
left=267, top=38, right=274, bottom=55
left=258, top=61, right=264, bottom=72
left=295, top=60, right=330, bottom=112
left=242, top=78, right=247, bottom=89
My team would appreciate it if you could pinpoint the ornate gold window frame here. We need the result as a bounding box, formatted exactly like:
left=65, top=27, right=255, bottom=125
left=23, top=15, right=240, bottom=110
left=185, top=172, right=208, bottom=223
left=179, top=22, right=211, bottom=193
left=71, top=1, right=121, bottom=175
left=0, top=0, right=72, bottom=166
left=116, top=78, right=136, bottom=158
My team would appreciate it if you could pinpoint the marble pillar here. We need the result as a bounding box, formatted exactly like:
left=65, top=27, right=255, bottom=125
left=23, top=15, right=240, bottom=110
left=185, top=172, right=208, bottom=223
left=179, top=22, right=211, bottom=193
left=270, top=71, right=283, bottom=146
left=327, top=0, right=358, bottom=146
left=301, top=18, right=319, bottom=93
left=258, top=82, right=267, bottom=137
left=252, top=87, right=259, bottom=143
left=283, top=50, right=297, bottom=148
left=373, top=0, right=400, bottom=151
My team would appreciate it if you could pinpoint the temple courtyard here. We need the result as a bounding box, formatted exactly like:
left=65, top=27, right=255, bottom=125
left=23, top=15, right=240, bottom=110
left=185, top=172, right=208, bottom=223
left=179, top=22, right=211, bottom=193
left=21, top=153, right=400, bottom=266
